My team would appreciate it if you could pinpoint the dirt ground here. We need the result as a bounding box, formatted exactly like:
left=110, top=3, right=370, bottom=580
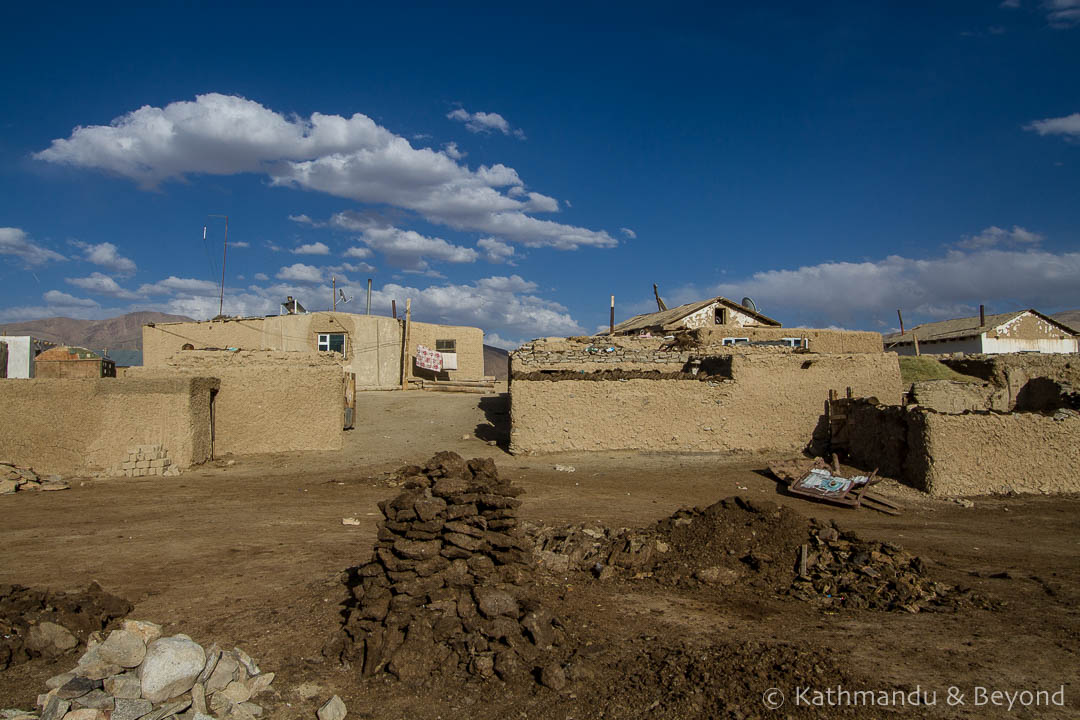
left=1, top=389, right=1078, bottom=718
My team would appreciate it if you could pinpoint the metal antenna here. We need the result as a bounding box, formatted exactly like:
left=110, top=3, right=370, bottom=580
left=208, top=214, right=229, bottom=317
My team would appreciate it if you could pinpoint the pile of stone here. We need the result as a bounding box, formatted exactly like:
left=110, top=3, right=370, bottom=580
left=111, top=446, right=180, bottom=478
left=0, top=463, right=68, bottom=494
left=789, top=523, right=997, bottom=612
left=329, top=451, right=566, bottom=686
left=27, top=620, right=274, bottom=720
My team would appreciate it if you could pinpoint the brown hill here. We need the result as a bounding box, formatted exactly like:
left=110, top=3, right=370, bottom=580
left=0, top=311, right=192, bottom=350
left=483, top=344, right=509, bottom=380
left=1052, top=310, right=1080, bottom=333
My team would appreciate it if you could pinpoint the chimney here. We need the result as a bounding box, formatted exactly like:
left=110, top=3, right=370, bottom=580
left=979, top=304, right=985, bottom=327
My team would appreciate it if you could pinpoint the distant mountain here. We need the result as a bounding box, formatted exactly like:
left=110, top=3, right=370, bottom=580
left=0, top=311, right=192, bottom=350
left=1052, top=310, right=1080, bottom=332
left=483, top=344, right=509, bottom=380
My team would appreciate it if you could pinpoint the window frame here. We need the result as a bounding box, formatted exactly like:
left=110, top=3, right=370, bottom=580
left=317, top=332, right=347, bottom=355
left=721, top=337, right=750, bottom=346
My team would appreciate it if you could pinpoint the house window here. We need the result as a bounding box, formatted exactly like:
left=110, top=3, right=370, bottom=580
left=781, top=337, right=806, bottom=348
left=435, top=339, right=457, bottom=352
left=318, top=333, right=346, bottom=355
left=714, top=307, right=728, bottom=324
left=722, top=337, right=749, bottom=346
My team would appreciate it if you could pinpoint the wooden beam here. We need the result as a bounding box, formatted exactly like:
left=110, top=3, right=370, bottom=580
left=400, top=298, right=412, bottom=391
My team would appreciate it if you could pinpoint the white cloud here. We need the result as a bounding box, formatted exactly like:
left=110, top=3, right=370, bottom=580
left=65, top=272, right=139, bottom=299
left=288, top=213, right=326, bottom=227
left=254, top=272, right=269, bottom=281
left=1025, top=112, right=1080, bottom=138
left=70, top=240, right=136, bottom=274
left=344, top=246, right=373, bottom=259
left=34, top=94, right=615, bottom=250
left=1045, top=0, right=1080, bottom=27
left=230, top=241, right=250, bottom=248
left=42, top=290, right=98, bottom=307
left=0, top=227, right=66, bottom=266
left=137, top=276, right=220, bottom=296
left=702, top=246, right=1080, bottom=328
left=368, top=274, right=581, bottom=338
left=477, top=237, right=516, bottom=264
left=446, top=108, right=526, bottom=139
left=292, top=241, right=330, bottom=255
left=956, top=225, right=1043, bottom=249
left=277, top=263, right=323, bottom=283
left=620, top=227, right=637, bottom=239
left=358, top=226, right=478, bottom=271
left=483, top=333, right=521, bottom=350
left=443, top=142, right=466, bottom=160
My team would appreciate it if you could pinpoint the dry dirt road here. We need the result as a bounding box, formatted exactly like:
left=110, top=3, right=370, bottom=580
left=1, top=390, right=1078, bottom=718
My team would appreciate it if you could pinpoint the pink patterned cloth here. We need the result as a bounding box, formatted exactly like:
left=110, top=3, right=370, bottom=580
left=416, top=345, right=443, bottom=372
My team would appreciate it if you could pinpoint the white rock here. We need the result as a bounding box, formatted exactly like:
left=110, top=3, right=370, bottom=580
left=140, top=635, right=206, bottom=703
left=110, top=699, right=152, bottom=720
left=246, top=672, right=275, bottom=696
left=120, top=619, right=162, bottom=645
left=27, top=622, right=78, bottom=653
left=97, top=629, right=145, bottom=668
left=233, top=647, right=259, bottom=676
left=206, top=653, right=239, bottom=693
left=317, top=695, right=347, bottom=720
left=219, top=680, right=251, bottom=703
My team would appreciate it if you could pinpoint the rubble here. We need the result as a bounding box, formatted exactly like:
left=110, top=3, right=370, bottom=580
left=326, top=451, right=566, bottom=686
left=10, top=622, right=276, bottom=720
left=0, top=463, right=69, bottom=494
left=788, top=522, right=999, bottom=612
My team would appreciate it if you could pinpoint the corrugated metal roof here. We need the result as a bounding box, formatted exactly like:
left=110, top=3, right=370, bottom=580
left=613, top=297, right=780, bottom=333
left=884, top=309, right=1077, bottom=345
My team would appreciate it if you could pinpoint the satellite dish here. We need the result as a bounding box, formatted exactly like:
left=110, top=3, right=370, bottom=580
left=741, top=296, right=758, bottom=313
left=338, top=289, right=353, bottom=304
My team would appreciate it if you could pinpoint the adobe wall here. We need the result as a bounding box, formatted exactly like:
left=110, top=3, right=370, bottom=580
left=919, top=412, right=1080, bottom=496
left=909, top=380, right=1008, bottom=413
left=693, top=326, right=884, bottom=353
left=34, top=358, right=104, bottom=378
left=509, top=351, right=901, bottom=454
left=0, top=377, right=216, bottom=475
left=407, top=321, right=486, bottom=381
left=128, top=350, right=344, bottom=455
left=938, top=353, right=1080, bottom=411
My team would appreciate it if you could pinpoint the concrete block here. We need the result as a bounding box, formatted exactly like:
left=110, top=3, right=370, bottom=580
left=135, top=460, right=150, bottom=469
left=149, top=459, right=166, bottom=468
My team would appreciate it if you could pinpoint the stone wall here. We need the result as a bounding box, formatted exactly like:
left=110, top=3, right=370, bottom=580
left=129, top=350, right=344, bottom=455
left=509, top=352, right=902, bottom=454
left=0, top=377, right=217, bottom=475
left=909, top=380, right=1007, bottom=413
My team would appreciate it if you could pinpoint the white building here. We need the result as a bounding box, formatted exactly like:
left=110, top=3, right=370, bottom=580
left=0, top=336, right=55, bottom=378
left=885, top=310, right=1078, bottom=356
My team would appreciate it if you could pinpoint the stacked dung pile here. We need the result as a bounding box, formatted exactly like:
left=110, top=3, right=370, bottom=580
left=789, top=523, right=998, bottom=612
left=25, top=620, right=275, bottom=720
left=330, top=452, right=566, bottom=686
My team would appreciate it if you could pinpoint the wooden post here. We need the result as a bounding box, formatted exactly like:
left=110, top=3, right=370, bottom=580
left=897, top=309, right=904, bottom=335
left=609, top=295, right=615, bottom=335
left=392, top=300, right=397, bottom=319
left=400, top=298, right=412, bottom=391
left=913, top=332, right=920, bottom=356
left=332, top=276, right=337, bottom=311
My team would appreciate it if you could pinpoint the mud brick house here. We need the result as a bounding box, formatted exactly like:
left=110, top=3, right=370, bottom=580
left=33, top=346, right=117, bottom=378
left=613, top=296, right=782, bottom=338
left=885, top=309, right=1078, bottom=355
left=142, top=310, right=484, bottom=389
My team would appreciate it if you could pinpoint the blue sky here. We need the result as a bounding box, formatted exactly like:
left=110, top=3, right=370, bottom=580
left=1, top=2, right=1078, bottom=347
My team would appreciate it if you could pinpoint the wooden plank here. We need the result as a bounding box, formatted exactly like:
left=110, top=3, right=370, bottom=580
left=400, top=298, right=412, bottom=391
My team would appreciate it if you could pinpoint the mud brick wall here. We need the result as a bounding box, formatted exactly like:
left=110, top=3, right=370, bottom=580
left=909, top=380, right=1008, bottom=413
left=128, top=350, right=344, bottom=454
left=917, top=412, right=1080, bottom=496
left=509, top=352, right=902, bottom=454
left=939, top=353, right=1080, bottom=411
left=0, top=377, right=217, bottom=475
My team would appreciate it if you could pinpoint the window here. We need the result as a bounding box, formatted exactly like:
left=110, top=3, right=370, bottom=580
left=722, top=337, right=749, bottom=346
left=435, top=339, right=457, bottom=352
left=714, top=307, right=728, bottom=325
left=781, top=337, right=806, bottom=348
left=318, top=333, right=346, bottom=355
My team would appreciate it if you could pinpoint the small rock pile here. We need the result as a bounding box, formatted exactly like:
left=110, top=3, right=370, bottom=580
left=788, top=523, right=998, bottom=612
left=0, top=464, right=69, bottom=494
left=329, top=451, right=566, bottom=686
left=1, top=583, right=130, bottom=670
left=27, top=620, right=275, bottom=720
left=111, top=445, right=180, bottom=478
